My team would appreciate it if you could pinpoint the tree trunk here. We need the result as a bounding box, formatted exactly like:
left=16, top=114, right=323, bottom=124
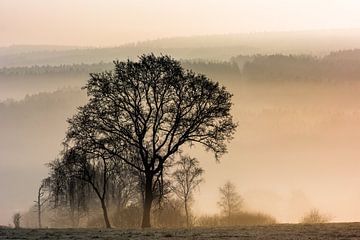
left=100, top=198, right=112, bottom=228
left=184, top=199, right=189, bottom=228
left=37, top=202, right=41, bottom=228
left=37, top=188, right=42, bottom=228
left=141, top=173, right=153, bottom=228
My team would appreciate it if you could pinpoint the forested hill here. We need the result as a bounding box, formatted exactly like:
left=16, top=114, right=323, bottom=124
left=0, top=60, right=240, bottom=100
left=0, top=61, right=241, bottom=78
left=0, top=45, right=81, bottom=56
left=0, top=45, right=255, bottom=67
left=1, top=50, right=360, bottom=86
left=236, top=49, right=360, bottom=82
left=1, top=29, right=360, bottom=67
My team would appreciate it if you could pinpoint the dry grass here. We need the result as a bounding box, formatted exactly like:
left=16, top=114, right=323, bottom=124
left=1, top=223, right=360, bottom=239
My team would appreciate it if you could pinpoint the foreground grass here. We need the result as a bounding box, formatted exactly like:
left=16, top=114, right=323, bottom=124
left=1, top=223, right=360, bottom=239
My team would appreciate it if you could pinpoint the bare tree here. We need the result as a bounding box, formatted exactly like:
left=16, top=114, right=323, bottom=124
left=217, top=181, right=243, bottom=221
left=66, top=54, right=237, bottom=228
left=12, top=213, right=21, bottom=229
left=171, top=155, right=203, bottom=227
left=34, top=178, right=50, bottom=228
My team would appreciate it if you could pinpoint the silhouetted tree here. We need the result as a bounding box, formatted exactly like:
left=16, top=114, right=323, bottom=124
left=34, top=178, right=50, bottom=228
left=171, top=155, right=203, bottom=227
left=217, top=181, right=243, bottom=222
left=12, top=213, right=21, bottom=229
left=48, top=157, right=90, bottom=226
left=49, top=146, right=117, bottom=228
left=66, top=54, right=237, bottom=228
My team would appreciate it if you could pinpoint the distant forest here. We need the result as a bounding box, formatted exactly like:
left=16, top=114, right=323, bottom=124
left=2, top=30, right=360, bottom=67
left=1, top=49, right=360, bottom=84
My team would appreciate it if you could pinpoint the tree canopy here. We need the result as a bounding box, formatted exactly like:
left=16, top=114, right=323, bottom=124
left=65, top=54, right=237, bottom=227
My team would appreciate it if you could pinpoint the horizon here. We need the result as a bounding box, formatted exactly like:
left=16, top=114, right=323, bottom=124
left=0, top=28, right=360, bottom=48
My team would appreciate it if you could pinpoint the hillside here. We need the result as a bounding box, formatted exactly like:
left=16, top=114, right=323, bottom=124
left=2, top=29, right=360, bottom=67
left=2, top=50, right=360, bottom=100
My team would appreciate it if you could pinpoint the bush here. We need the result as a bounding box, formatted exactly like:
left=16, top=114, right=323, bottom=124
left=0, top=225, right=11, bottom=229
left=112, top=204, right=142, bottom=228
left=196, top=211, right=276, bottom=227
left=227, top=212, right=276, bottom=226
left=300, top=209, right=331, bottom=224
left=196, top=214, right=222, bottom=227
left=112, top=199, right=185, bottom=229
left=152, top=199, right=186, bottom=228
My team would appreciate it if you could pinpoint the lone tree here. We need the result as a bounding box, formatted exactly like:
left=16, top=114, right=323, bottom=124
left=171, top=155, right=204, bottom=227
left=66, top=54, right=237, bottom=228
left=217, top=181, right=243, bottom=221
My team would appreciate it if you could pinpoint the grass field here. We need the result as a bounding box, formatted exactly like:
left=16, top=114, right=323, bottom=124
left=1, top=223, right=360, bottom=239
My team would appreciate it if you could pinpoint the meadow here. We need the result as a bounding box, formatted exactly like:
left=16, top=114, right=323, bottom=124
left=2, top=223, right=360, bottom=240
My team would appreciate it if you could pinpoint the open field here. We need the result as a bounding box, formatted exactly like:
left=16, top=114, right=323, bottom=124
left=1, top=223, right=360, bottom=239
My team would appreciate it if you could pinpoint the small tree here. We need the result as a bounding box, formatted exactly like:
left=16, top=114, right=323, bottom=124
left=48, top=146, right=139, bottom=229
left=12, top=213, right=21, bottom=229
left=171, top=155, right=204, bottom=227
left=217, top=181, right=243, bottom=222
left=34, top=178, right=50, bottom=228
left=49, top=146, right=116, bottom=228
left=48, top=157, right=92, bottom=228
left=301, top=208, right=330, bottom=224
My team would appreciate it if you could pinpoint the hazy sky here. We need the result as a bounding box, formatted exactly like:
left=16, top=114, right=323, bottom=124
left=1, top=0, right=360, bottom=46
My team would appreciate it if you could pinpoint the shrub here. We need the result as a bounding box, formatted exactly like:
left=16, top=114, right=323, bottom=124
left=112, top=204, right=142, bottom=228
left=300, top=209, right=331, bottom=224
left=12, top=213, right=21, bottom=229
left=196, top=211, right=276, bottom=227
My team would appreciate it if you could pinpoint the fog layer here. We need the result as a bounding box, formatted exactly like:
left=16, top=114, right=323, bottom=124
left=2, top=49, right=360, bottom=224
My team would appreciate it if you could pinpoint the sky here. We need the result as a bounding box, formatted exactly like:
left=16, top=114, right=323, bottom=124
left=1, top=0, right=360, bottom=46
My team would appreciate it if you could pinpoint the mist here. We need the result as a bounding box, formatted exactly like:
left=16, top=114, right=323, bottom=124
left=2, top=49, right=360, bottom=226
left=1, top=0, right=360, bottom=231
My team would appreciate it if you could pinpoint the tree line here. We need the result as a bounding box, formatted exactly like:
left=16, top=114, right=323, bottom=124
left=0, top=60, right=239, bottom=80
left=236, top=49, right=360, bottom=82
left=3, top=50, right=360, bottom=84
